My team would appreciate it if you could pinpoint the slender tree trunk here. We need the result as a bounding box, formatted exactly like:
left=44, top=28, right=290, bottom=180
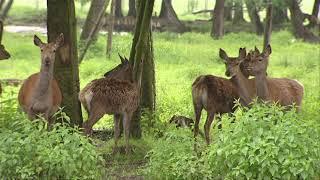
left=0, top=0, right=13, bottom=21
left=128, top=0, right=136, bottom=17
left=263, top=1, right=273, bottom=49
left=245, top=0, right=264, bottom=35
left=0, top=20, right=3, bottom=43
left=312, top=0, right=320, bottom=17
left=224, top=0, right=232, bottom=21
left=106, top=0, right=115, bottom=57
left=286, top=0, right=320, bottom=43
left=129, top=0, right=155, bottom=138
left=79, top=0, right=109, bottom=62
left=233, top=0, right=245, bottom=24
left=272, top=6, right=288, bottom=27
left=0, top=0, right=6, bottom=12
left=159, top=0, right=188, bottom=33
left=211, top=0, right=224, bottom=39
left=47, top=0, right=83, bottom=126
left=115, top=0, right=123, bottom=18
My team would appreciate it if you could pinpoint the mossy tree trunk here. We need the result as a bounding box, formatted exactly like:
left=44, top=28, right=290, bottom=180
left=129, top=0, right=155, bottom=138
left=47, top=0, right=83, bottom=126
left=211, top=0, right=225, bottom=39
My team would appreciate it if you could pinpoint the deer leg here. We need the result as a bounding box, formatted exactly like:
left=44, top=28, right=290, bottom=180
left=123, top=112, right=132, bottom=154
left=83, top=109, right=104, bottom=136
left=113, top=114, right=121, bottom=151
left=204, top=112, right=215, bottom=145
left=193, top=105, right=202, bottom=139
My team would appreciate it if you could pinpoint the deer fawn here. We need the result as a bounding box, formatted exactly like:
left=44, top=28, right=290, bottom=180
left=79, top=55, right=139, bottom=154
left=18, top=34, right=63, bottom=125
left=244, top=45, right=304, bottom=111
left=192, top=48, right=248, bottom=145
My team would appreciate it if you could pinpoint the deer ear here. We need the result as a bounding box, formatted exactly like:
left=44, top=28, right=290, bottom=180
left=263, top=44, right=272, bottom=56
left=118, top=53, right=125, bottom=63
left=219, top=48, right=228, bottom=61
left=55, top=33, right=64, bottom=48
left=254, top=46, right=260, bottom=54
left=239, top=48, right=246, bottom=59
left=34, top=35, right=43, bottom=47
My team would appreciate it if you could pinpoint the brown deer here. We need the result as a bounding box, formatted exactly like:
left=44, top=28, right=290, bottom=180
left=79, top=55, right=139, bottom=154
left=18, top=34, right=63, bottom=125
left=244, top=45, right=304, bottom=111
left=192, top=48, right=248, bottom=145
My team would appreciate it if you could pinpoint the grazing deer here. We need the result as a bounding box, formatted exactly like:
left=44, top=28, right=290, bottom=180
left=244, top=45, right=304, bottom=111
left=0, top=45, right=11, bottom=95
left=18, top=34, right=63, bottom=125
left=192, top=48, right=248, bottom=145
left=79, top=55, right=139, bottom=154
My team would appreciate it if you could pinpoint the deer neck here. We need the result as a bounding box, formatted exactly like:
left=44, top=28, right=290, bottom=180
left=255, top=72, right=269, bottom=101
left=231, top=71, right=252, bottom=106
left=36, top=64, right=54, bottom=96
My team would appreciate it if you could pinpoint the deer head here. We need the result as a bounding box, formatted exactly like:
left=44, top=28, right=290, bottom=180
left=0, top=44, right=10, bottom=60
left=103, top=54, right=133, bottom=82
left=34, top=33, right=64, bottom=71
left=219, top=47, right=247, bottom=77
left=244, top=45, right=272, bottom=76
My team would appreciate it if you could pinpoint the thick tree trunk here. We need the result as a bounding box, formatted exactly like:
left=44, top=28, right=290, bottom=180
left=79, top=0, right=109, bottom=62
left=106, top=0, right=115, bottom=57
left=211, top=0, right=224, bottom=39
left=129, top=0, right=155, bottom=138
left=47, top=0, right=83, bottom=126
left=128, top=0, right=136, bottom=17
left=224, top=0, right=232, bottom=21
left=286, top=0, right=320, bottom=43
left=233, top=1, right=246, bottom=24
left=159, top=0, right=188, bottom=33
left=245, top=0, right=264, bottom=35
left=263, top=2, right=273, bottom=49
left=312, top=0, right=320, bottom=17
left=272, top=6, right=288, bottom=27
left=0, top=0, right=13, bottom=21
left=115, top=0, right=123, bottom=18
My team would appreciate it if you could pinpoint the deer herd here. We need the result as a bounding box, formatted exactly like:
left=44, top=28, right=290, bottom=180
left=0, top=33, right=304, bottom=154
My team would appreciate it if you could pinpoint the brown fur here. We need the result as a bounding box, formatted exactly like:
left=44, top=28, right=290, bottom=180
left=18, top=34, right=63, bottom=125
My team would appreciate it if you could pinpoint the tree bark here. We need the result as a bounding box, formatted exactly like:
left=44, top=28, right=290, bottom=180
left=106, top=0, right=115, bottom=57
left=245, top=0, right=264, bottom=35
left=0, top=0, right=13, bottom=21
left=233, top=0, right=246, bottom=24
left=0, top=0, right=6, bottom=12
left=224, top=0, right=232, bottom=21
left=128, top=0, right=136, bottom=17
left=0, top=20, right=3, bottom=43
left=312, top=0, right=320, bottom=17
left=211, top=0, right=224, bottom=39
left=263, top=2, right=273, bottom=49
left=47, top=0, right=83, bottom=126
left=129, top=0, right=155, bottom=138
left=159, top=0, right=188, bottom=33
left=286, top=0, right=320, bottom=43
left=272, top=5, right=288, bottom=27
left=79, top=0, right=109, bottom=62
left=115, top=0, right=123, bottom=18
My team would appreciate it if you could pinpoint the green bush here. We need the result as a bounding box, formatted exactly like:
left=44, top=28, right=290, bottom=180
left=0, top=104, right=104, bottom=179
left=205, top=103, right=320, bottom=179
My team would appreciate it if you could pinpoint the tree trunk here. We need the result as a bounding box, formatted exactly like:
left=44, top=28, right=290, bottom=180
left=245, top=0, right=264, bottom=35
left=211, top=0, right=224, bottom=39
left=224, top=0, right=232, bottom=21
left=79, top=0, right=109, bottom=62
left=286, top=0, right=320, bottom=43
left=0, top=0, right=13, bottom=21
left=263, top=2, right=273, bottom=49
left=106, top=0, right=115, bottom=57
left=47, top=0, right=83, bottom=126
left=0, top=0, right=6, bottom=12
left=312, top=0, right=320, bottom=17
left=128, top=0, right=136, bottom=17
left=272, top=6, right=288, bottom=27
left=115, top=0, right=123, bottom=18
left=0, top=20, right=3, bottom=43
left=159, top=0, right=188, bottom=33
left=129, top=0, right=155, bottom=138
left=233, top=0, right=246, bottom=24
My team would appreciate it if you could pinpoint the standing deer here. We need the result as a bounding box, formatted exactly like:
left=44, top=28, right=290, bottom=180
left=79, top=55, right=139, bottom=154
left=244, top=45, right=304, bottom=111
left=192, top=48, right=248, bottom=145
left=18, top=34, right=63, bottom=125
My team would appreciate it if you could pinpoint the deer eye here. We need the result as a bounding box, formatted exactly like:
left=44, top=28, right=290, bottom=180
left=40, top=49, right=43, bottom=52
left=53, top=49, right=56, bottom=53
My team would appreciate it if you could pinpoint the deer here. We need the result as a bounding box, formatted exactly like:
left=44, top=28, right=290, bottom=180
left=79, top=55, right=140, bottom=154
left=0, top=45, right=11, bottom=95
left=192, top=48, right=250, bottom=145
left=18, top=34, right=63, bottom=126
left=243, top=45, right=304, bottom=111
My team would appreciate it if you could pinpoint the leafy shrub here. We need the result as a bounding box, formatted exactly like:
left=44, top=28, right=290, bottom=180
left=205, top=103, right=320, bottom=179
left=0, top=104, right=104, bottom=179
